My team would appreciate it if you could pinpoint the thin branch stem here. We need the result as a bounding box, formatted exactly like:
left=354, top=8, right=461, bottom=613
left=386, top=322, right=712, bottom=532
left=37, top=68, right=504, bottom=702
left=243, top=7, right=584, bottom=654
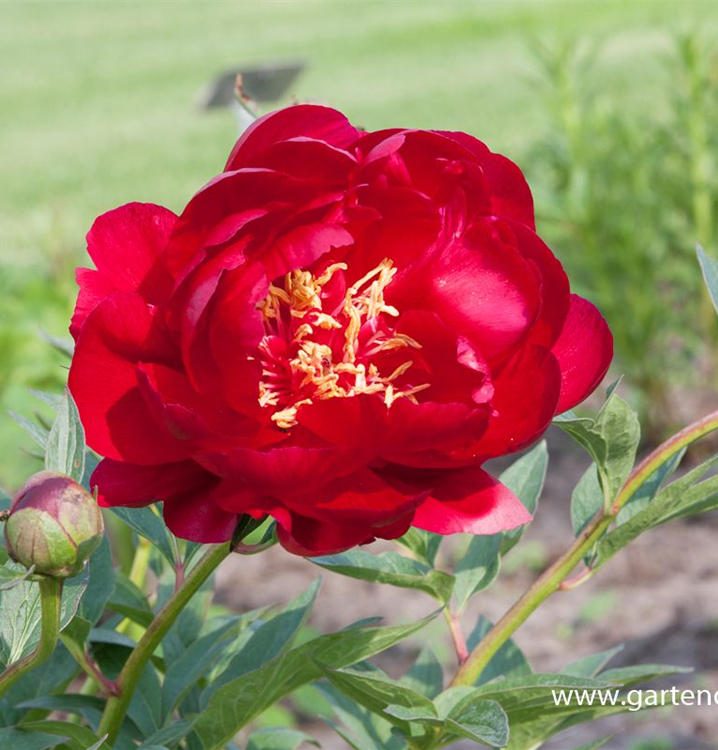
left=97, top=542, right=230, bottom=744
left=451, top=408, right=718, bottom=687
left=0, top=577, right=63, bottom=700
left=443, top=608, right=468, bottom=665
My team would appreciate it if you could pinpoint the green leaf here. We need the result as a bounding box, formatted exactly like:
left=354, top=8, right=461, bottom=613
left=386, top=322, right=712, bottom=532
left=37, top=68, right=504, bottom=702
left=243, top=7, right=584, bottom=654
left=193, top=615, right=435, bottom=750
left=571, top=464, right=603, bottom=537
left=9, top=410, right=49, bottom=450
left=443, top=698, right=509, bottom=747
left=557, top=393, right=640, bottom=503
left=318, top=665, right=438, bottom=732
left=401, top=645, right=443, bottom=698
left=111, top=506, right=176, bottom=564
left=138, top=721, right=194, bottom=749
left=20, top=722, right=109, bottom=750
left=318, top=683, right=404, bottom=750
left=79, top=536, right=116, bottom=625
left=39, top=329, right=75, bottom=358
left=499, top=441, right=548, bottom=554
left=394, top=528, right=443, bottom=567
left=0, top=643, right=77, bottom=726
left=107, top=572, right=154, bottom=627
left=466, top=616, right=532, bottom=686
left=698, top=244, right=718, bottom=316
left=0, top=728, right=68, bottom=750
left=0, top=564, right=88, bottom=666
left=312, top=550, right=454, bottom=602
left=0, top=562, right=35, bottom=591
left=162, top=618, right=247, bottom=717
left=128, top=662, right=163, bottom=739
left=563, top=645, right=623, bottom=677
left=453, top=535, right=501, bottom=611
left=205, top=579, right=320, bottom=701
left=597, top=456, right=718, bottom=565
left=45, top=388, right=85, bottom=482
left=246, top=728, right=319, bottom=750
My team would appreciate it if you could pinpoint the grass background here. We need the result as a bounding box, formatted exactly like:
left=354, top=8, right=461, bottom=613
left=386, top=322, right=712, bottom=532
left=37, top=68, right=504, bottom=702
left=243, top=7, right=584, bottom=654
left=1, top=0, right=717, bottom=488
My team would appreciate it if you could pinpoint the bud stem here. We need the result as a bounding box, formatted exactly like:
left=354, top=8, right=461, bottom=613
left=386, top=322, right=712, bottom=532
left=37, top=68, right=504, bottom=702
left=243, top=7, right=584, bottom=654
left=98, top=542, right=231, bottom=744
left=0, top=577, right=63, bottom=700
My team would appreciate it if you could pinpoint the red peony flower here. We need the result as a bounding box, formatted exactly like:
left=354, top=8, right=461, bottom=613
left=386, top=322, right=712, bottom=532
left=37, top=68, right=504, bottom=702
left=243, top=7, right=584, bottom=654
left=68, top=105, right=612, bottom=555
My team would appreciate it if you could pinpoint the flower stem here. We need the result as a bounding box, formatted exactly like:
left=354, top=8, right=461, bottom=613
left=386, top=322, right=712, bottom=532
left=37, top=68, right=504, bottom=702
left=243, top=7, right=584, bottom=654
left=0, top=577, right=63, bottom=700
left=98, top=542, right=230, bottom=743
left=451, top=408, right=718, bottom=687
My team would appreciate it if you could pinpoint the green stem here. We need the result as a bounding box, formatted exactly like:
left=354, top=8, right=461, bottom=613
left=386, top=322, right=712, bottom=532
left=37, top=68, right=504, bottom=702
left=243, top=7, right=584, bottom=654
left=0, top=577, right=63, bottom=699
left=451, top=408, right=718, bottom=687
left=98, top=542, right=230, bottom=744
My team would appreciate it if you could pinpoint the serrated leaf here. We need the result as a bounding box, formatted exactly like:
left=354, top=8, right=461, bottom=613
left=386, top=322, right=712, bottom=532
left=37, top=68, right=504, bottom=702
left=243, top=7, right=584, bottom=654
left=312, top=550, right=453, bottom=602
left=698, top=244, right=718, bottom=316
left=0, top=564, right=88, bottom=666
left=111, top=506, right=176, bottom=564
left=499, top=441, right=548, bottom=554
left=453, top=535, right=501, bottom=611
left=557, top=393, right=640, bottom=503
left=45, top=388, right=85, bottom=481
left=246, top=728, right=320, bottom=750
left=193, top=615, right=435, bottom=750
left=401, top=645, right=443, bottom=698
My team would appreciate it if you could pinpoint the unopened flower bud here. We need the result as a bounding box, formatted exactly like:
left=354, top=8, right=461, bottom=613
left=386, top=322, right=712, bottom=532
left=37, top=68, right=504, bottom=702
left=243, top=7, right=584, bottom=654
left=4, top=471, right=104, bottom=578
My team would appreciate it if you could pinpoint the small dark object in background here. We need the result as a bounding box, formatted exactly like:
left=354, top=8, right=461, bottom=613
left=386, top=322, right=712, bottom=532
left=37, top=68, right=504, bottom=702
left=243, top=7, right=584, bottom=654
left=197, top=61, right=305, bottom=109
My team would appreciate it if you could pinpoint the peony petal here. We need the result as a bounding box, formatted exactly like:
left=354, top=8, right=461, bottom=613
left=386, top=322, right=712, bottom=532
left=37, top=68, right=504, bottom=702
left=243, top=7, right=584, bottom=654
left=463, top=344, right=561, bottom=461
left=389, top=221, right=541, bottom=365
left=283, top=467, right=428, bottom=525
left=197, top=442, right=374, bottom=502
left=274, top=506, right=414, bottom=556
left=163, top=491, right=240, bottom=544
left=552, top=294, right=613, bottom=413
left=224, top=105, right=359, bottom=171
left=410, top=466, right=532, bottom=535
left=92, top=457, right=216, bottom=508
left=71, top=203, right=176, bottom=336
left=438, top=131, right=535, bottom=229
left=68, top=293, right=191, bottom=465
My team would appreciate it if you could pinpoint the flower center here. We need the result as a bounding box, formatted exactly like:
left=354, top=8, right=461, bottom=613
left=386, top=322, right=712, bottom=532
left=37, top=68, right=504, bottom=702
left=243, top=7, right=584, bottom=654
left=255, top=258, right=429, bottom=429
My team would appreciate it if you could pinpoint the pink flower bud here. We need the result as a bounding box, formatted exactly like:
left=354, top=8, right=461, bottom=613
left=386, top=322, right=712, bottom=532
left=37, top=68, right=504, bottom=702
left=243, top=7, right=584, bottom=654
left=4, top=471, right=104, bottom=578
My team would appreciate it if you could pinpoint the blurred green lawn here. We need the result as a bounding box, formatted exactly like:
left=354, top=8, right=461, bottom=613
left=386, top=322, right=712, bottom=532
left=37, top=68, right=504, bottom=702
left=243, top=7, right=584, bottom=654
left=1, top=0, right=716, bottom=488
